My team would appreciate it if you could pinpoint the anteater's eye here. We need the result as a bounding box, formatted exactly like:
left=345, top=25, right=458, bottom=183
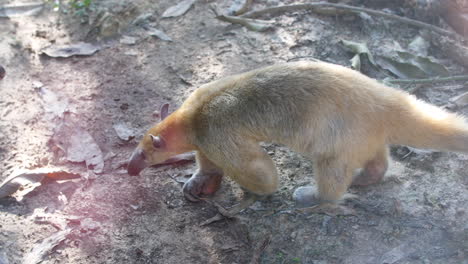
left=149, top=134, right=165, bottom=149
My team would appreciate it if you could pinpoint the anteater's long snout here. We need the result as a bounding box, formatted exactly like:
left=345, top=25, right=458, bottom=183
left=127, top=148, right=148, bottom=176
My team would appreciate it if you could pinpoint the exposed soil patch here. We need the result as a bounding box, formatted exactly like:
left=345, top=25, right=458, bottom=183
left=0, top=0, right=467, bottom=263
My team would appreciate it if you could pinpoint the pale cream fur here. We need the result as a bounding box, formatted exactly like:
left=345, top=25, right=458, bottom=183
left=133, top=61, right=468, bottom=203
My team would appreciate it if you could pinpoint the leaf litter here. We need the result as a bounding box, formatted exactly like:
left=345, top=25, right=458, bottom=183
left=162, top=0, right=196, bottom=18
left=0, top=2, right=44, bottom=18
left=340, top=39, right=376, bottom=71
left=216, top=14, right=274, bottom=32
left=51, top=119, right=104, bottom=174
left=113, top=122, right=136, bottom=141
left=23, top=228, right=72, bottom=264
left=42, top=42, right=100, bottom=58
left=0, top=168, right=80, bottom=199
left=227, top=0, right=253, bottom=16
left=146, top=27, right=173, bottom=41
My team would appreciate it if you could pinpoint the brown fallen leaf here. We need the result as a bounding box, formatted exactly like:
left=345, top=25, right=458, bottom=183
left=0, top=168, right=80, bottom=199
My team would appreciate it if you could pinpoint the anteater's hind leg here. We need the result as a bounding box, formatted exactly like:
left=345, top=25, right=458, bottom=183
left=352, top=146, right=388, bottom=187
left=294, top=155, right=357, bottom=216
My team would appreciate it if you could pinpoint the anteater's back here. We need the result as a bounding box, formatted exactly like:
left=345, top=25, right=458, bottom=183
left=188, top=61, right=403, bottom=153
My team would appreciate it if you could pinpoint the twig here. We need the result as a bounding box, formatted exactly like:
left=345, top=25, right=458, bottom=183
left=242, top=2, right=465, bottom=42
left=387, top=75, right=468, bottom=84
left=228, top=0, right=254, bottom=16
left=250, top=235, right=271, bottom=264
left=199, top=194, right=259, bottom=226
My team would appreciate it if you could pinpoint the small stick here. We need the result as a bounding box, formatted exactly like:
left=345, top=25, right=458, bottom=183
left=200, top=194, right=259, bottom=226
left=250, top=235, right=271, bottom=264
left=242, top=2, right=465, bottom=42
left=387, top=75, right=468, bottom=84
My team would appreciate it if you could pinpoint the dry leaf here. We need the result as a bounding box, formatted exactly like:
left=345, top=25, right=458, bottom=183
left=0, top=168, right=80, bottom=199
left=120, top=36, right=137, bottom=45
left=52, top=121, right=104, bottom=173
left=113, top=122, right=135, bottom=141
left=23, top=229, right=71, bottom=264
left=162, top=0, right=196, bottom=18
left=340, top=39, right=376, bottom=67
left=147, top=27, right=173, bottom=41
left=0, top=2, right=43, bottom=18
left=450, top=91, right=468, bottom=107
left=42, top=42, right=100, bottom=58
left=216, top=15, right=274, bottom=32
left=37, top=87, right=70, bottom=119
left=350, top=54, right=361, bottom=71
left=377, top=51, right=449, bottom=79
left=408, top=36, right=430, bottom=56
left=227, top=0, right=253, bottom=15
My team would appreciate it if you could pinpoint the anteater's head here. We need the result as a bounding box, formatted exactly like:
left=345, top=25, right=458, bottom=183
left=127, top=104, right=192, bottom=176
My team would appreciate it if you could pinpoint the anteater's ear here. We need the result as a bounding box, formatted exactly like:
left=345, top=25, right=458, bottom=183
left=149, top=134, right=165, bottom=149
left=160, top=103, right=169, bottom=121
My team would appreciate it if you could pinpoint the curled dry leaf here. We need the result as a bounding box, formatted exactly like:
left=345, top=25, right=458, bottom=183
left=162, top=0, right=196, bottom=18
left=340, top=39, right=376, bottom=68
left=349, top=54, right=361, bottom=71
left=42, top=42, right=100, bottom=58
left=0, top=2, right=43, bottom=18
left=0, top=168, right=80, bottom=199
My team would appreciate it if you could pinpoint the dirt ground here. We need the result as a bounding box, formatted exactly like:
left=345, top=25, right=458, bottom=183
left=0, top=0, right=467, bottom=263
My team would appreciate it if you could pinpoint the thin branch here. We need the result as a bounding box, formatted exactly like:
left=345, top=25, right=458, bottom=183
left=242, top=2, right=465, bottom=42
left=250, top=235, right=271, bottom=264
left=228, top=0, right=254, bottom=16
left=387, top=75, right=468, bottom=84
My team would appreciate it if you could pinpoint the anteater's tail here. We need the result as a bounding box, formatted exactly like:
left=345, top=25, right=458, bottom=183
left=389, top=94, right=468, bottom=153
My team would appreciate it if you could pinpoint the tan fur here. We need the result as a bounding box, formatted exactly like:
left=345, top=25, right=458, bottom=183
left=130, top=61, right=468, bottom=203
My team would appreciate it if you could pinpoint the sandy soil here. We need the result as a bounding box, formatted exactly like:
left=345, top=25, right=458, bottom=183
left=0, top=0, right=467, bottom=263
